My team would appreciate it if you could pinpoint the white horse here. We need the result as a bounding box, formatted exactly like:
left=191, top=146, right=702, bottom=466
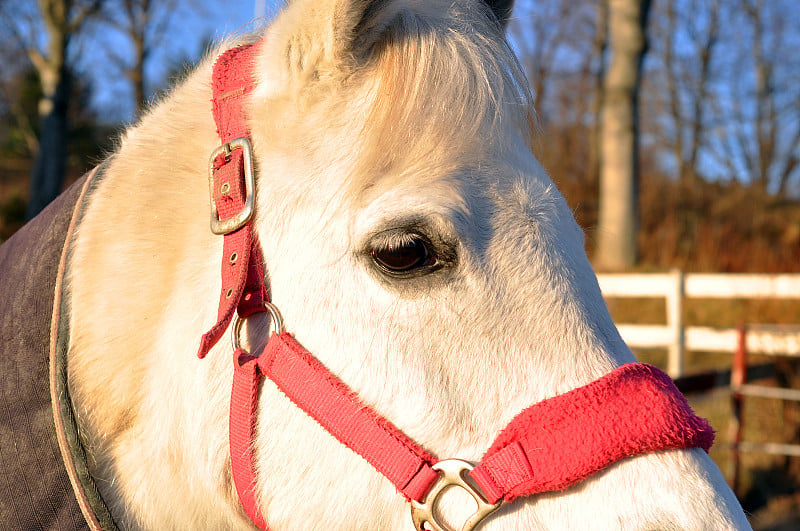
left=53, top=0, right=750, bottom=528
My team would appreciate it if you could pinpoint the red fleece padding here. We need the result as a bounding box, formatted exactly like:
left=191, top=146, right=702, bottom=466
left=469, top=363, right=715, bottom=503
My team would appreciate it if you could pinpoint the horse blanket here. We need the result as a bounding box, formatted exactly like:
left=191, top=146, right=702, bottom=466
left=0, top=168, right=112, bottom=530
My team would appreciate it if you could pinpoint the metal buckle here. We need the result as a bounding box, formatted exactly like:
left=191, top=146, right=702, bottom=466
left=410, top=459, right=503, bottom=531
left=208, top=137, right=255, bottom=235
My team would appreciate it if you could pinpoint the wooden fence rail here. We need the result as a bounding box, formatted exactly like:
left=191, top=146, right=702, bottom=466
left=596, top=270, right=800, bottom=377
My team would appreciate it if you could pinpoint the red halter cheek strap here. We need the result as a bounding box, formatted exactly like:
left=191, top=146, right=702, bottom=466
left=201, top=41, right=715, bottom=531
left=198, top=41, right=268, bottom=361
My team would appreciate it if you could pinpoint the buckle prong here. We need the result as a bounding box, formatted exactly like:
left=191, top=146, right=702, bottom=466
left=208, top=137, right=255, bottom=235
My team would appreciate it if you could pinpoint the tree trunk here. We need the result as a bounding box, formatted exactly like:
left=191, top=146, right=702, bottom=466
left=25, top=0, right=72, bottom=220
left=596, top=0, right=652, bottom=270
left=26, top=66, right=71, bottom=219
left=24, top=0, right=99, bottom=219
left=588, top=0, right=608, bottom=188
left=132, top=32, right=146, bottom=115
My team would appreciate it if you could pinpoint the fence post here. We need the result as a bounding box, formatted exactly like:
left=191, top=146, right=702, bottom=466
left=729, top=323, right=747, bottom=492
left=667, top=269, right=685, bottom=378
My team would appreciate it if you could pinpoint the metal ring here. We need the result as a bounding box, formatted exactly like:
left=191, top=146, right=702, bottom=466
left=410, top=459, right=503, bottom=531
left=231, top=301, right=285, bottom=352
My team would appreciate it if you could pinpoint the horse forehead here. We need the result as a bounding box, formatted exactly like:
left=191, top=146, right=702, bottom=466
left=353, top=161, right=548, bottom=225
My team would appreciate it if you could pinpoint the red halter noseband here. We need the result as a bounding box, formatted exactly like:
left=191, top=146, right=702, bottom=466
left=199, top=41, right=714, bottom=531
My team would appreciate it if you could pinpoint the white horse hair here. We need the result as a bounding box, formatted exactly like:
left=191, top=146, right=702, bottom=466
left=65, top=0, right=751, bottom=528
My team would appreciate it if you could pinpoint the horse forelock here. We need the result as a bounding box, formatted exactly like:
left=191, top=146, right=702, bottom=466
left=250, top=0, right=535, bottom=202
left=350, top=5, right=535, bottom=192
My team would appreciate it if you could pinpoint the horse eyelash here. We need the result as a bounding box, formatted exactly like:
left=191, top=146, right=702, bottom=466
left=370, top=230, right=427, bottom=251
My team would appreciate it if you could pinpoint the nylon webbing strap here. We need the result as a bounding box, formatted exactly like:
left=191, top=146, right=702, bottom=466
left=198, top=41, right=267, bottom=359
left=228, top=333, right=441, bottom=530
left=256, top=333, right=440, bottom=501
left=203, top=40, right=272, bottom=528
left=230, top=350, right=270, bottom=529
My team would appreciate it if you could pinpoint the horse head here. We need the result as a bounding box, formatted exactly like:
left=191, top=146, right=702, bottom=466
left=63, top=0, right=750, bottom=529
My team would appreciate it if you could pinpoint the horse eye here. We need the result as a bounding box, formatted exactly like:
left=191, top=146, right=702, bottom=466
left=371, top=237, right=435, bottom=274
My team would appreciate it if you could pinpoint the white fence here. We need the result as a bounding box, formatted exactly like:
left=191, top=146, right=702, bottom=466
left=597, top=270, right=800, bottom=377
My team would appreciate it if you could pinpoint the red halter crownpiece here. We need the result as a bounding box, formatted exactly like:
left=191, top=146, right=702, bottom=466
left=203, top=40, right=715, bottom=531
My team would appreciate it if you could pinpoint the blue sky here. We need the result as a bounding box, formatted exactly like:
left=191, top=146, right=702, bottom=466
left=82, top=1, right=284, bottom=121
left=66, top=0, right=799, bottom=194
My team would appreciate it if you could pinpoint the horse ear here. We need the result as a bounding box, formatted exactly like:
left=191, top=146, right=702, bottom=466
left=260, top=0, right=514, bottom=91
left=261, top=0, right=406, bottom=75
left=483, top=0, right=514, bottom=28
left=333, top=0, right=515, bottom=59
left=332, top=0, right=405, bottom=61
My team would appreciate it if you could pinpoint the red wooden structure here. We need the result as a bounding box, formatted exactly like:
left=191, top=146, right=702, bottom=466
left=729, top=324, right=800, bottom=491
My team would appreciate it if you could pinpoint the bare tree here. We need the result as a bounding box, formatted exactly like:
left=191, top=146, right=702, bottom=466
left=0, top=35, right=39, bottom=157
left=596, top=0, right=652, bottom=270
left=509, top=0, right=601, bottom=189
left=587, top=0, right=608, bottom=187
left=509, top=1, right=569, bottom=123
left=648, top=0, right=721, bottom=185
left=98, top=0, right=179, bottom=117
left=1, top=0, right=101, bottom=219
left=737, top=0, right=799, bottom=194
left=666, top=0, right=800, bottom=196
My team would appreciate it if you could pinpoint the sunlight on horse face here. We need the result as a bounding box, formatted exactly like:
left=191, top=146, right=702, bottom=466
left=65, top=0, right=749, bottom=529
left=238, top=2, right=748, bottom=529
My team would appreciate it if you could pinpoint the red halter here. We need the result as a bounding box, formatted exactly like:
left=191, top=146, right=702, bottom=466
left=199, top=41, right=714, bottom=531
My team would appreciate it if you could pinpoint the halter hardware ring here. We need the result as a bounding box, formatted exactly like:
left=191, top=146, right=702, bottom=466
left=410, top=459, right=503, bottom=531
left=231, top=301, right=285, bottom=352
